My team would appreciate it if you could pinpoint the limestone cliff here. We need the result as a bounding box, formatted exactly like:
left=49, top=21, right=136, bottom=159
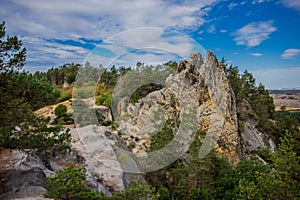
left=116, top=51, right=241, bottom=165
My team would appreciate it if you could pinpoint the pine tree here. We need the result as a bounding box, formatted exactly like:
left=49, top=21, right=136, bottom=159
left=0, top=21, right=70, bottom=155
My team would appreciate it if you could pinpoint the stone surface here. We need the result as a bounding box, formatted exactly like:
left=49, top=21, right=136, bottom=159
left=0, top=167, right=47, bottom=199
left=116, top=51, right=240, bottom=165
left=94, top=105, right=113, bottom=122
left=238, top=99, right=276, bottom=155
left=70, top=125, right=144, bottom=192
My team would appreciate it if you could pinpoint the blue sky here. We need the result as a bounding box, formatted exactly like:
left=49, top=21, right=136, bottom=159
left=1, top=0, right=300, bottom=89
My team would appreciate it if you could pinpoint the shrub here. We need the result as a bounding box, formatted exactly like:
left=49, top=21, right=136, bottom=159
left=55, top=104, right=67, bottom=118
left=44, top=165, right=105, bottom=200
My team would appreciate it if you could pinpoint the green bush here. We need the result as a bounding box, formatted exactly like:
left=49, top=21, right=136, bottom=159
left=57, top=89, right=72, bottom=102
left=55, top=104, right=68, bottom=118
left=45, top=165, right=105, bottom=200
left=247, top=109, right=260, bottom=121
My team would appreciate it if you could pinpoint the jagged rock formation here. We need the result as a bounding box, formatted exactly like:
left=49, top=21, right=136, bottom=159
left=116, top=51, right=240, bottom=165
left=238, top=99, right=276, bottom=155
left=0, top=51, right=277, bottom=199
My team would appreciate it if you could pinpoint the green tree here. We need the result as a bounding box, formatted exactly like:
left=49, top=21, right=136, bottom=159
left=257, top=133, right=300, bottom=199
left=111, top=181, right=157, bottom=200
left=225, top=65, right=241, bottom=99
left=0, top=22, right=26, bottom=72
left=44, top=63, right=80, bottom=85
left=213, top=158, right=267, bottom=200
left=0, top=21, right=70, bottom=155
left=45, top=165, right=106, bottom=200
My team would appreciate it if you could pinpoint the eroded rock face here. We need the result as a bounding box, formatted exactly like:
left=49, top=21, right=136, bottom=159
left=0, top=167, right=47, bottom=199
left=0, top=125, right=143, bottom=199
left=116, top=51, right=240, bottom=165
left=70, top=125, right=144, bottom=192
left=238, top=99, right=276, bottom=155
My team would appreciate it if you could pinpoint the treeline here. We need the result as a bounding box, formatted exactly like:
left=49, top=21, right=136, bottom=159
left=34, top=63, right=80, bottom=86
left=275, top=108, right=300, bottom=123
left=95, top=62, right=176, bottom=106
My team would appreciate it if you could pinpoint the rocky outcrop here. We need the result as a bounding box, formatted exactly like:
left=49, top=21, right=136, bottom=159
left=0, top=125, right=142, bottom=199
left=0, top=150, right=51, bottom=199
left=116, top=51, right=240, bottom=165
left=70, top=125, right=144, bottom=192
left=238, top=99, right=276, bottom=155
left=240, top=119, right=275, bottom=153
left=0, top=167, right=47, bottom=199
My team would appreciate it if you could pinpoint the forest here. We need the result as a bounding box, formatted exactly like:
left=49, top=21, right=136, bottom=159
left=0, top=21, right=299, bottom=199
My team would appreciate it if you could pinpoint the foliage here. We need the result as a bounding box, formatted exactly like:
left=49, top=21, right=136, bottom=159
left=53, top=104, right=74, bottom=125
left=72, top=99, right=99, bottom=127
left=130, top=83, right=163, bottom=103
left=0, top=21, right=26, bottom=72
left=259, top=132, right=300, bottom=199
left=148, top=120, right=175, bottom=152
left=0, top=116, right=71, bottom=156
left=45, top=165, right=106, bottom=200
left=55, top=104, right=68, bottom=118
left=275, top=110, right=300, bottom=123
left=146, top=131, right=229, bottom=200
left=46, top=166, right=157, bottom=200
left=110, top=181, right=156, bottom=200
left=0, top=21, right=70, bottom=155
left=95, top=83, right=112, bottom=106
left=214, top=132, right=300, bottom=200
left=164, top=61, right=178, bottom=71
left=57, top=86, right=73, bottom=102
left=274, top=107, right=300, bottom=155
left=225, top=64, right=275, bottom=136
left=35, top=63, right=80, bottom=86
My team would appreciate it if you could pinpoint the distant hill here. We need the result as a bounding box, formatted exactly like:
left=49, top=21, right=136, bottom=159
left=269, top=89, right=300, bottom=94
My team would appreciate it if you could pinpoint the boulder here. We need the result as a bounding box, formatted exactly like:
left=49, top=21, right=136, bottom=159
left=0, top=167, right=47, bottom=199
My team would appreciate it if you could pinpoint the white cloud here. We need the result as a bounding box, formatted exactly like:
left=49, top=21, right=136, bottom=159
left=281, top=49, right=300, bottom=59
left=241, top=1, right=247, bottom=5
left=2, top=0, right=218, bottom=40
left=20, top=36, right=90, bottom=72
left=228, top=2, right=238, bottom=10
left=85, top=27, right=206, bottom=69
left=252, top=0, right=265, bottom=4
left=113, top=49, right=182, bottom=67
left=232, top=20, right=277, bottom=47
left=251, top=0, right=273, bottom=4
left=251, top=52, right=263, bottom=56
left=220, top=29, right=227, bottom=33
left=207, top=25, right=216, bottom=33
left=0, top=0, right=218, bottom=71
left=252, top=67, right=300, bottom=89
left=281, top=0, right=300, bottom=12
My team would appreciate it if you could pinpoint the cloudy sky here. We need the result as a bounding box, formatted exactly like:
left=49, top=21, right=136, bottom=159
left=1, top=0, right=300, bottom=89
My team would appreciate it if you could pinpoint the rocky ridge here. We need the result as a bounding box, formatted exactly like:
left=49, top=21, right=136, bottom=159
left=0, top=51, right=276, bottom=199
left=117, top=51, right=241, bottom=165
